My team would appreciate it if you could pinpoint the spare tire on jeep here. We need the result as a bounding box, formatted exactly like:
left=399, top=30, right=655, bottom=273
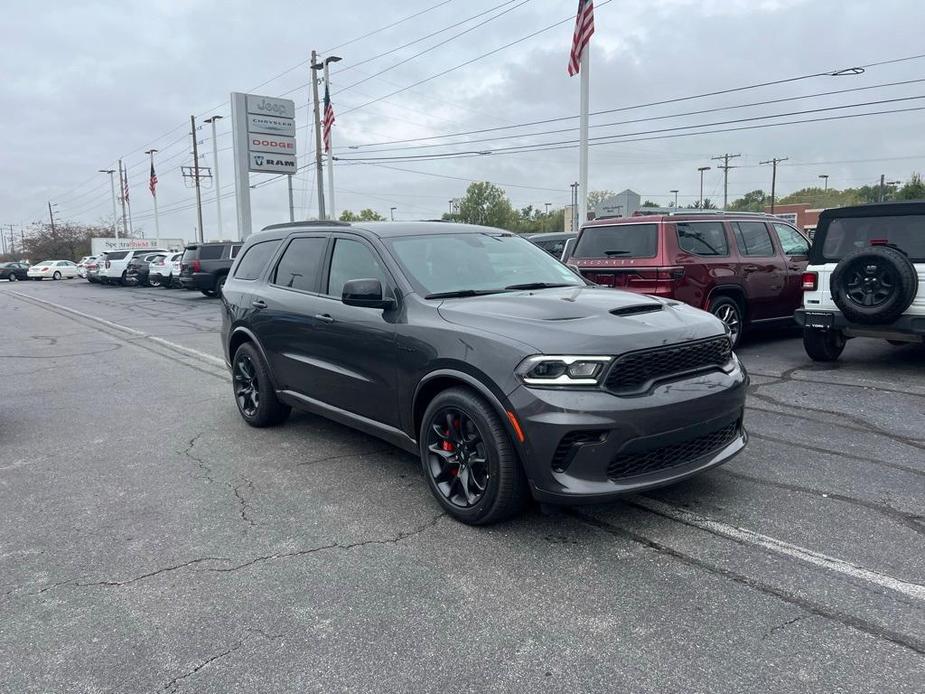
left=829, top=245, right=918, bottom=324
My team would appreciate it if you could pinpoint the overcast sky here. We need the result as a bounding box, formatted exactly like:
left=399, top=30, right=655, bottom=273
left=4, top=0, right=924, bottom=242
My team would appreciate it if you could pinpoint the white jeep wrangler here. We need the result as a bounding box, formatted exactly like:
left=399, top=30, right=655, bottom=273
left=795, top=202, right=924, bottom=361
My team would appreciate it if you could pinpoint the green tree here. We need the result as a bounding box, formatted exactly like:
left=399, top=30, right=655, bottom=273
left=688, top=198, right=717, bottom=210
left=339, top=208, right=386, bottom=222
left=728, top=189, right=768, bottom=212
left=896, top=172, right=925, bottom=200
left=641, top=200, right=660, bottom=208
left=587, top=190, right=616, bottom=210
left=455, top=181, right=516, bottom=228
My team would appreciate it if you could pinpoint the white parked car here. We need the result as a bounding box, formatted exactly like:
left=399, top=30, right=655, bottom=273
left=27, top=260, right=79, bottom=280
left=98, top=248, right=168, bottom=286
left=149, top=252, right=183, bottom=288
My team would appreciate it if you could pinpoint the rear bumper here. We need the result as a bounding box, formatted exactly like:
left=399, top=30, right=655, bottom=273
left=179, top=273, right=215, bottom=290
left=795, top=309, right=925, bottom=335
left=508, top=356, right=749, bottom=503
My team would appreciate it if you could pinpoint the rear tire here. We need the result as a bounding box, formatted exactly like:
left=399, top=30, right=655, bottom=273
left=420, top=388, right=528, bottom=525
left=803, top=328, right=846, bottom=362
left=232, top=343, right=290, bottom=427
left=201, top=289, right=216, bottom=297
left=53, top=271, right=61, bottom=280
left=709, top=296, right=744, bottom=348
left=8, top=274, right=17, bottom=282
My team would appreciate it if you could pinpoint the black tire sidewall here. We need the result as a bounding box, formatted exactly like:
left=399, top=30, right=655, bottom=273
left=709, top=296, right=743, bottom=347
left=419, top=388, right=522, bottom=524
left=830, top=246, right=918, bottom=324
left=803, top=327, right=845, bottom=361
left=232, top=343, right=289, bottom=427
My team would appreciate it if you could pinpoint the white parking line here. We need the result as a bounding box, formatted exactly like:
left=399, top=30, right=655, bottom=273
left=7, top=290, right=227, bottom=369
left=634, top=496, right=925, bottom=602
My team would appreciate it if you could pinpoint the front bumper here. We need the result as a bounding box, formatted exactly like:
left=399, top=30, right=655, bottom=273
left=508, top=357, right=748, bottom=503
left=795, top=309, right=925, bottom=336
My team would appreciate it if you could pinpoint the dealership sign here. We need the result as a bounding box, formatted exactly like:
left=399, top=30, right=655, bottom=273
left=91, top=237, right=185, bottom=254
left=248, top=114, right=296, bottom=137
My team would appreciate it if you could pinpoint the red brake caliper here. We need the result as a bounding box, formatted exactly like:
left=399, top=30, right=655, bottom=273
left=442, top=422, right=458, bottom=475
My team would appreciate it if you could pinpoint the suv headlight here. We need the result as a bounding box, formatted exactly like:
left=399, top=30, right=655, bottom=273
left=516, top=355, right=612, bottom=386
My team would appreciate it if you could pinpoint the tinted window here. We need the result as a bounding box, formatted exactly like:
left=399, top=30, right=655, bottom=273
left=198, top=245, right=224, bottom=260
left=104, top=251, right=128, bottom=261
left=676, top=222, right=729, bottom=256
left=273, top=237, right=327, bottom=291
left=819, top=215, right=925, bottom=263
left=772, top=224, right=809, bottom=256
left=537, top=240, right=566, bottom=258
left=732, top=222, right=775, bottom=256
left=230, top=245, right=241, bottom=258
left=233, top=241, right=279, bottom=280
left=327, top=238, right=388, bottom=297
left=572, top=224, right=658, bottom=258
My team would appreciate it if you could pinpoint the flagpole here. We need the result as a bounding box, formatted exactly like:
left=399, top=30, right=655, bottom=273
left=323, top=63, right=336, bottom=221
left=146, top=149, right=161, bottom=246
left=578, top=43, right=590, bottom=228
left=118, top=159, right=129, bottom=238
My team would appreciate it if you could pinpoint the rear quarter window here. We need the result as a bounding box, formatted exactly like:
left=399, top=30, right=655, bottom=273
left=676, top=221, right=729, bottom=256
left=573, top=224, right=658, bottom=259
left=234, top=240, right=281, bottom=280
left=104, top=251, right=128, bottom=261
left=198, top=245, right=224, bottom=260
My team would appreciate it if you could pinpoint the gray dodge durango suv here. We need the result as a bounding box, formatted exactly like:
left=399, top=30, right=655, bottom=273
left=220, top=221, right=748, bottom=524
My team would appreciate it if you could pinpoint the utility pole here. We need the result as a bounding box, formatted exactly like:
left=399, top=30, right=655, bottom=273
left=99, top=169, right=119, bottom=239
left=697, top=166, right=711, bottom=210
left=570, top=181, right=579, bottom=231
left=204, top=116, right=224, bottom=237
left=47, top=202, right=57, bottom=234
left=191, top=115, right=204, bottom=242
left=310, top=51, right=326, bottom=220
left=711, top=153, right=741, bottom=209
left=760, top=157, right=789, bottom=214
left=544, top=202, right=551, bottom=232
left=118, top=159, right=129, bottom=237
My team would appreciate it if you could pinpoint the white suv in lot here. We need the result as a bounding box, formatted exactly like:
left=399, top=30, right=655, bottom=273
left=795, top=202, right=924, bottom=361
left=98, top=248, right=168, bottom=286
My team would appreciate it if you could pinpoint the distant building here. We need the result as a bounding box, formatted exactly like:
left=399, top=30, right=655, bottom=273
left=764, top=203, right=824, bottom=235
left=594, top=189, right=641, bottom=219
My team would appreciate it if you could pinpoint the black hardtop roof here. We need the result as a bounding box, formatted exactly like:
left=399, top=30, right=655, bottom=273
left=818, top=200, right=925, bottom=220
left=255, top=220, right=512, bottom=241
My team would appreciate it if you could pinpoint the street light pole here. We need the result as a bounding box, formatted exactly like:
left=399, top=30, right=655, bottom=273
left=99, top=169, right=119, bottom=238
left=669, top=189, right=679, bottom=208
left=144, top=150, right=161, bottom=246
left=204, top=116, right=224, bottom=238
left=47, top=201, right=57, bottom=234
left=818, top=174, right=829, bottom=192
left=698, top=166, right=711, bottom=210
left=190, top=115, right=204, bottom=242
left=390, top=207, right=397, bottom=221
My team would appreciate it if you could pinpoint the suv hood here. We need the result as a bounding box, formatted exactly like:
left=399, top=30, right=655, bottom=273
left=437, top=286, right=724, bottom=354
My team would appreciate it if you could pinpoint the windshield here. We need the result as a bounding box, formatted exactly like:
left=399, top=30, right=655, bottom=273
left=572, top=223, right=658, bottom=259
left=386, top=232, right=584, bottom=297
left=818, top=215, right=925, bottom=263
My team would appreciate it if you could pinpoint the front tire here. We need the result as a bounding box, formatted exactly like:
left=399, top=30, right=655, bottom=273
left=709, top=296, right=744, bottom=348
left=232, top=343, right=290, bottom=427
left=53, top=271, right=61, bottom=280
left=420, top=388, right=528, bottom=525
left=803, top=328, right=846, bottom=362
left=8, top=274, right=17, bottom=282
left=215, top=274, right=227, bottom=297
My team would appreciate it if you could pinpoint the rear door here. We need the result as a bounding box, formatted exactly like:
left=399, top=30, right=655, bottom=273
left=771, top=222, right=811, bottom=317
left=730, top=221, right=787, bottom=320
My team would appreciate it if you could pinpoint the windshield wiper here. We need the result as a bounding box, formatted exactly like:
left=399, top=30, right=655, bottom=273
left=503, top=282, right=576, bottom=291
left=603, top=250, right=632, bottom=256
left=424, top=289, right=507, bottom=299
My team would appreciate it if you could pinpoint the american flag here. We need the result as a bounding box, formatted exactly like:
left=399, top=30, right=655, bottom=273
left=323, top=83, right=335, bottom=153
left=149, top=161, right=158, bottom=197
left=121, top=168, right=130, bottom=203
left=568, top=0, right=594, bottom=76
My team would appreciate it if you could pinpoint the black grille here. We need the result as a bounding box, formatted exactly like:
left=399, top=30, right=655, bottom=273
left=607, top=420, right=741, bottom=481
left=605, top=336, right=732, bottom=395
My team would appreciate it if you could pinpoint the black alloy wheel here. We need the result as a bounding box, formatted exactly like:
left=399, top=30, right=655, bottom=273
left=709, top=296, right=743, bottom=348
left=845, top=263, right=896, bottom=308
left=426, top=408, right=491, bottom=509
left=420, top=388, right=528, bottom=525
left=231, top=343, right=291, bottom=427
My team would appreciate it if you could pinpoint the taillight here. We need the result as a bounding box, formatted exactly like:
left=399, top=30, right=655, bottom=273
left=105, top=260, right=111, bottom=269
left=191, top=260, right=201, bottom=273
left=802, top=272, right=818, bottom=291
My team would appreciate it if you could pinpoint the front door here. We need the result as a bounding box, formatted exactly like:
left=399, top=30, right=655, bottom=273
left=310, top=235, right=400, bottom=428
left=731, top=221, right=788, bottom=321
left=771, top=222, right=811, bottom=318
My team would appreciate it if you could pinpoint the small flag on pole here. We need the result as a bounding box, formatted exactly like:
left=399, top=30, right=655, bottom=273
left=323, top=83, right=335, bottom=153
left=568, top=0, right=595, bottom=76
left=121, top=168, right=130, bottom=203
left=149, top=161, right=158, bottom=197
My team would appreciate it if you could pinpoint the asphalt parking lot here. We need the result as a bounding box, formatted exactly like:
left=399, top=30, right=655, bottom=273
left=1, top=279, right=922, bottom=693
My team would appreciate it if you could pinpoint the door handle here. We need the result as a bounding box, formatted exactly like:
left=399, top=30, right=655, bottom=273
left=252, top=299, right=267, bottom=309
left=314, top=313, right=335, bottom=324
left=743, top=265, right=760, bottom=274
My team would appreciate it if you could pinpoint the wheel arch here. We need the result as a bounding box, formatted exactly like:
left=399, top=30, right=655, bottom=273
left=227, top=327, right=280, bottom=390
left=707, top=284, right=747, bottom=320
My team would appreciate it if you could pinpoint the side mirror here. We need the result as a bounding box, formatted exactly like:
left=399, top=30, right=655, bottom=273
left=561, top=237, right=577, bottom=262
left=342, top=278, right=395, bottom=310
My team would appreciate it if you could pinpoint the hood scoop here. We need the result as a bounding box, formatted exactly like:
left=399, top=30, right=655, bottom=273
left=610, top=304, right=663, bottom=317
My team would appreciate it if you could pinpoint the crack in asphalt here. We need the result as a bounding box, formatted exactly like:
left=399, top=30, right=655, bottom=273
left=767, top=614, right=807, bottom=638
left=233, top=478, right=257, bottom=527
left=162, top=642, right=243, bottom=692
left=569, top=509, right=925, bottom=656
left=0, top=343, right=122, bottom=359
left=204, top=512, right=447, bottom=574
left=748, top=368, right=925, bottom=399
left=74, top=557, right=231, bottom=588
left=182, top=433, right=214, bottom=483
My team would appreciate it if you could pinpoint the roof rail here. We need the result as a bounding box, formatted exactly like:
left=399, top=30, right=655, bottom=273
left=261, top=220, right=351, bottom=231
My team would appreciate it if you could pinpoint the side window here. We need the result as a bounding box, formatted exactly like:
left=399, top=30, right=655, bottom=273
left=327, top=238, right=388, bottom=298
left=732, top=222, right=775, bottom=257
left=676, top=222, right=729, bottom=256
left=272, top=237, right=327, bottom=291
left=773, top=223, right=809, bottom=256
left=234, top=241, right=280, bottom=281
left=230, top=245, right=241, bottom=259
left=198, top=245, right=223, bottom=260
